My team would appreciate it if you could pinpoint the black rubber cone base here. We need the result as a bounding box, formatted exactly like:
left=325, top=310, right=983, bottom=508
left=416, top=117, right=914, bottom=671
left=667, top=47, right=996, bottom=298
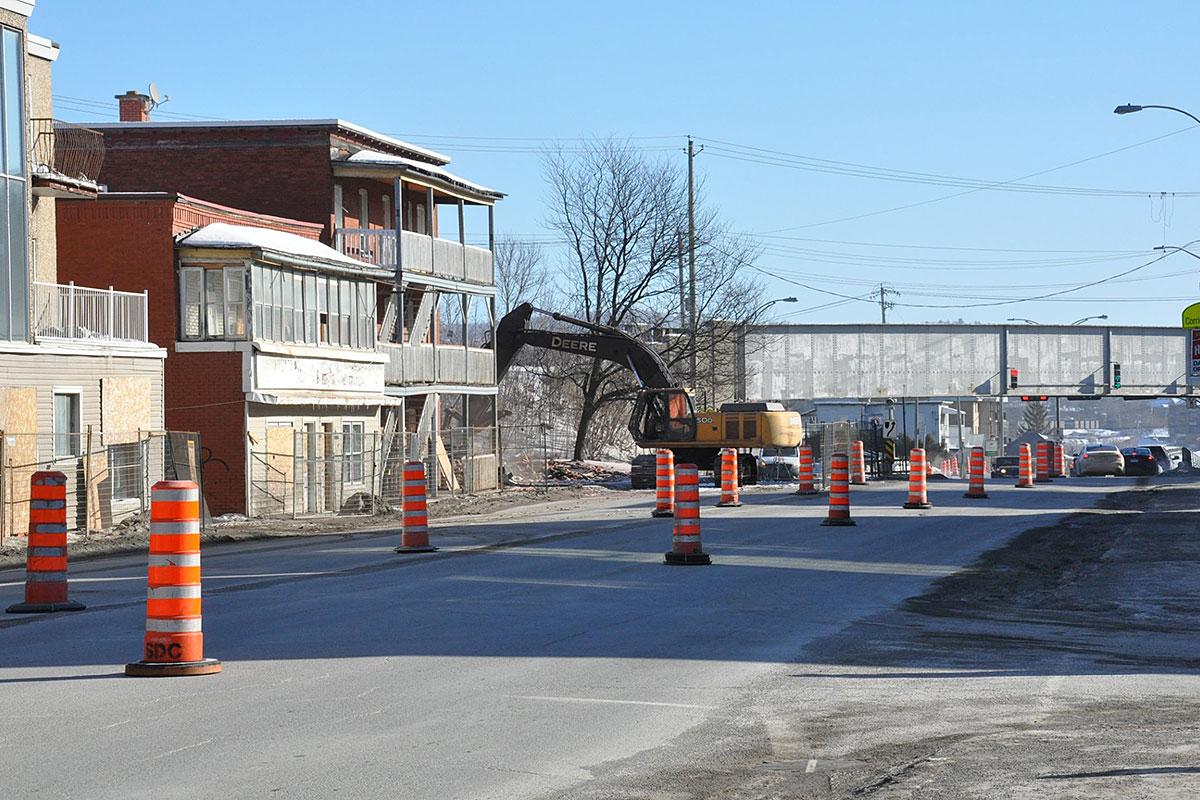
left=395, top=545, right=438, bottom=554
left=125, top=658, right=222, bottom=677
left=903, top=501, right=933, bottom=509
left=715, top=501, right=743, bottom=508
left=963, top=492, right=990, bottom=499
left=795, top=490, right=822, bottom=496
left=6, top=600, right=85, bottom=614
left=1014, top=483, right=1034, bottom=489
left=821, top=517, right=857, bottom=527
left=1035, top=478, right=1054, bottom=484
left=651, top=509, right=674, bottom=518
left=664, top=551, right=712, bottom=565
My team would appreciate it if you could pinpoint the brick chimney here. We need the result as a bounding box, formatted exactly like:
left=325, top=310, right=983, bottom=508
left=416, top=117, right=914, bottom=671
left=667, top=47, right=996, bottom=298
left=115, top=89, right=152, bottom=122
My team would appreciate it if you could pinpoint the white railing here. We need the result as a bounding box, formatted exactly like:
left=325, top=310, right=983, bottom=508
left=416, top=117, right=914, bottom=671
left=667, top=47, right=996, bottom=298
left=381, top=342, right=495, bottom=386
left=335, top=228, right=493, bottom=286
left=32, top=281, right=149, bottom=343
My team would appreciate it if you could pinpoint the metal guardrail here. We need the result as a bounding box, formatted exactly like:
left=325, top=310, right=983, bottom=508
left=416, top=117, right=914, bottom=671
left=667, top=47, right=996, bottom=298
left=31, top=281, right=149, bottom=343
left=29, top=118, right=104, bottom=184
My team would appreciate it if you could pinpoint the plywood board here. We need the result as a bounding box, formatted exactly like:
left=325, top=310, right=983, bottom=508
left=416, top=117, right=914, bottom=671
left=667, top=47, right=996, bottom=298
left=0, top=387, right=39, bottom=537
left=102, top=376, right=154, bottom=444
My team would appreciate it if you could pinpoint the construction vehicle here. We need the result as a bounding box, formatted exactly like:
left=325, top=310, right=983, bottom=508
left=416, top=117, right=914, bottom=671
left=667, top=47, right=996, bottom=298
left=495, top=303, right=804, bottom=488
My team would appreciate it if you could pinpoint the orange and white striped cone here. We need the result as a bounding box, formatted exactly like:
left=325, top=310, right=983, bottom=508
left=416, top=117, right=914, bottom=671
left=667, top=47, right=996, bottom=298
left=651, top=449, right=675, bottom=518
left=795, top=445, right=820, bottom=495
left=6, top=471, right=84, bottom=614
left=395, top=460, right=437, bottom=553
left=1015, top=443, right=1035, bottom=488
left=963, top=447, right=989, bottom=499
left=821, top=452, right=856, bottom=527
left=1052, top=441, right=1067, bottom=478
left=1035, top=441, right=1053, bottom=483
left=903, top=448, right=933, bottom=509
left=664, top=464, right=711, bottom=565
left=850, top=440, right=867, bottom=485
left=715, top=448, right=742, bottom=507
left=126, top=480, right=221, bottom=677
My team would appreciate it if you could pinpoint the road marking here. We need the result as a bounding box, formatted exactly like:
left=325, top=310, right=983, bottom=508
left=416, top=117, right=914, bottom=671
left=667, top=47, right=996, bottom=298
left=508, top=695, right=712, bottom=710
left=150, top=738, right=213, bottom=761
left=806, top=759, right=818, bottom=773
left=445, top=575, right=652, bottom=590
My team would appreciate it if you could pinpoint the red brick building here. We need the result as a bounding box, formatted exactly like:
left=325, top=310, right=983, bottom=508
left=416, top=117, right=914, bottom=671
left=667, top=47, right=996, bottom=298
left=86, top=110, right=503, bottom=503
left=57, top=194, right=391, bottom=514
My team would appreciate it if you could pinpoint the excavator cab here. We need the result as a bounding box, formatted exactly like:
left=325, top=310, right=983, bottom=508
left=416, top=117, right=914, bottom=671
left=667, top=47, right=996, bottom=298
left=628, top=388, right=697, bottom=444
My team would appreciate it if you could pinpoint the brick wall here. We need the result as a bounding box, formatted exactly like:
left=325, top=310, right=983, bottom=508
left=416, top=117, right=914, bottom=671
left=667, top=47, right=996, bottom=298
left=99, top=125, right=337, bottom=240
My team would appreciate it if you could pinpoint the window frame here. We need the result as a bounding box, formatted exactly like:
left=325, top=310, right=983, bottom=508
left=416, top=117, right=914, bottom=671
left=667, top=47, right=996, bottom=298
left=52, top=390, right=81, bottom=460
left=342, top=421, right=365, bottom=484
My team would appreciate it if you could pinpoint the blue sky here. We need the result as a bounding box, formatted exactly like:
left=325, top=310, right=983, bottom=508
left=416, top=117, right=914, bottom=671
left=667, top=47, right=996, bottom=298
left=32, top=0, right=1200, bottom=325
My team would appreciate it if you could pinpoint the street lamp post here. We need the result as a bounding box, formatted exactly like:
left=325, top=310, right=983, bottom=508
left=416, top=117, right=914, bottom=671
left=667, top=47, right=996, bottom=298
left=1070, top=314, right=1108, bottom=325
left=1114, top=103, right=1200, bottom=126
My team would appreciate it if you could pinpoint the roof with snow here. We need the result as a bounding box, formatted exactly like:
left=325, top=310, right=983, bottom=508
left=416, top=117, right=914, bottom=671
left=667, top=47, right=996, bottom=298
left=177, top=222, right=385, bottom=275
left=340, top=149, right=502, bottom=199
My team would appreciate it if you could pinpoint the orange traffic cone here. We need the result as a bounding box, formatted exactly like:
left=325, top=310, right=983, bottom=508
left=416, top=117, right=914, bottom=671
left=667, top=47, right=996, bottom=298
left=821, top=452, right=856, bottom=527
left=1015, top=443, right=1035, bottom=488
left=6, top=471, right=84, bottom=614
left=664, top=464, right=711, bottom=565
left=963, top=447, right=989, bottom=499
left=903, top=448, right=933, bottom=509
left=652, top=449, right=675, bottom=518
left=395, top=460, right=437, bottom=553
left=850, top=440, right=867, bottom=485
left=795, top=445, right=820, bottom=495
left=715, top=448, right=742, bottom=507
left=126, top=481, right=221, bottom=677
left=1035, top=441, right=1053, bottom=483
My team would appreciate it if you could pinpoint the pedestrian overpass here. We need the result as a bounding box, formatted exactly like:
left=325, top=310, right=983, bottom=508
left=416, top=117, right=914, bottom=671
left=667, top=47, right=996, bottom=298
left=739, top=324, right=1195, bottom=400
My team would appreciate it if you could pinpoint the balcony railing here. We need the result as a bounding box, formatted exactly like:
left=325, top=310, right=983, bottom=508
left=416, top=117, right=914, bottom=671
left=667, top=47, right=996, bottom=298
left=29, top=119, right=105, bottom=185
left=381, top=342, right=495, bottom=386
left=335, top=228, right=494, bottom=285
left=32, top=282, right=149, bottom=344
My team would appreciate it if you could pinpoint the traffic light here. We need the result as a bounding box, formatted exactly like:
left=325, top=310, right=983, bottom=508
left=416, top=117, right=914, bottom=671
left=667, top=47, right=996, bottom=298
left=1019, top=395, right=1048, bottom=402
left=1113, top=363, right=1122, bottom=389
left=1009, top=368, right=1018, bottom=389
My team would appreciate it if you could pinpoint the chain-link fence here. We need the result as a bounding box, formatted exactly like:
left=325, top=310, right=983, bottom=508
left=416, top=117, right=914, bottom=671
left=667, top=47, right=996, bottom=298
left=498, top=424, right=580, bottom=487
left=0, top=428, right=202, bottom=538
left=249, top=426, right=501, bottom=518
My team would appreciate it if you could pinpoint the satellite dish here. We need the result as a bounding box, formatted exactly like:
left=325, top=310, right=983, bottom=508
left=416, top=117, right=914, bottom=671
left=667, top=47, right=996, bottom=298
left=148, top=82, right=169, bottom=108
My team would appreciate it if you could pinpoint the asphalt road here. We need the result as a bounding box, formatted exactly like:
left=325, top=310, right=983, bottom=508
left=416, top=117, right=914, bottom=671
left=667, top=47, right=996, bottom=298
left=0, top=477, right=1175, bottom=799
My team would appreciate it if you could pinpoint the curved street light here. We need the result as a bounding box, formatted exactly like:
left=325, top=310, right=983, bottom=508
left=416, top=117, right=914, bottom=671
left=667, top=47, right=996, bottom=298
left=1114, top=103, right=1200, bottom=126
left=1006, top=317, right=1039, bottom=325
left=753, top=296, right=799, bottom=320
left=1070, top=314, right=1108, bottom=325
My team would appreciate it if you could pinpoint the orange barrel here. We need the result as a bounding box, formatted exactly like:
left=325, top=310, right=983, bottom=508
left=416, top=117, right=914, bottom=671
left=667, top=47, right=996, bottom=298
left=652, top=449, right=675, bottom=518
left=795, top=445, right=820, bottom=495
left=1052, top=441, right=1067, bottom=478
left=1035, top=441, right=1053, bottom=483
left=821, top=452, right=856, bottom=527
left=126, top=480, right=221, bottom=677
left=1015, top=443, right=1035, bottom=488
left=664, top=464, right=711, bottom=565
left=850, top=440, right=867, bottom=485
left=903, top=448, right=933, bottom=509
left=963, top=447, right=989, bottom=499
left=6, top=471, right=84, bottom=614
left=715, top=448, right=742, bottom=508
left=395, top=460, right=437, bottom=553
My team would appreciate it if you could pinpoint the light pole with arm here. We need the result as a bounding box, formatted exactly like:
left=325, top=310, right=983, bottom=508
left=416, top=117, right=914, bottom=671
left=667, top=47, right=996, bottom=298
left=1070, top=314, right=1108, bottom=325
left=1114, top=104, right=1200, bottom=126
left=1006, top=317, right=1039, bottom=325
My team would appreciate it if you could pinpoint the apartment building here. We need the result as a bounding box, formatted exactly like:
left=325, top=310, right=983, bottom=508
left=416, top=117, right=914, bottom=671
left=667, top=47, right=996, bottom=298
left=90, top=106, right=503, bottom=495
left=57, top=193, right=392, bottom=515
left=0, top=2, right=165, bottom=535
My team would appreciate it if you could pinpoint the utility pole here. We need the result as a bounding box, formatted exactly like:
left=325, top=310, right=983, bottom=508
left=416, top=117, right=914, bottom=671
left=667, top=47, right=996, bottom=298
left=686, top=135, right=702, bottom=389
left=875, top=283, right=894, bottom=323
left=677, top=235, right=687, bottom=329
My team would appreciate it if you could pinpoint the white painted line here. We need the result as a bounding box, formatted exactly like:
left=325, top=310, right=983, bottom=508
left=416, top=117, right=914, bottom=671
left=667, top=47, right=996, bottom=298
left=806, top=759, right=818, bottom=774
left=508, top=695, right=712, bottom=710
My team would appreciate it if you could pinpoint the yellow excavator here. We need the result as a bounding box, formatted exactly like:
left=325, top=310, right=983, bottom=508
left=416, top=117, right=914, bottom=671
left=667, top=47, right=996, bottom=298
left=495, top=303, right=804, bottom=487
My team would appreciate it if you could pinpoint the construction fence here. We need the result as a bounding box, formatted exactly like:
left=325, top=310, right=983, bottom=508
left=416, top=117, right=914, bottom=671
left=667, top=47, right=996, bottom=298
left=0, top=428, right=203, bottom=538
left=248, top=426, right=501, bottom=518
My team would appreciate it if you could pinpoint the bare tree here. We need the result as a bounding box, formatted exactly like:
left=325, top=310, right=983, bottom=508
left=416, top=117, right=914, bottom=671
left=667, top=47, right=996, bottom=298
left=543, top=139, right=764, bottom=459
left=494, top=236, right=547, bottom=316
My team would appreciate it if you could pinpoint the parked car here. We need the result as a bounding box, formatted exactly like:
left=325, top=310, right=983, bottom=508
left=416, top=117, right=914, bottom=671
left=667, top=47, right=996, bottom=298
left=1120, top=447, right=1163, bottom=476
left=758, top=445, right=799, bottom=481
left=990, top=455, right=1020, bottom=479
left=1075, top=444, right=1125, bottom=476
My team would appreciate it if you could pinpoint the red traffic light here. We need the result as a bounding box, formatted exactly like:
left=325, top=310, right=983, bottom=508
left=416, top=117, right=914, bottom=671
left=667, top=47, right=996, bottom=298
left=1019, top=395, right=1049, bottom=402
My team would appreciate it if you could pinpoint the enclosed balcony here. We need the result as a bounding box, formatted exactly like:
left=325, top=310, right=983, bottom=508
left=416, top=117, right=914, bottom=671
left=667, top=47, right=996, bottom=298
left=335, top=228, right=494, bottom=286
left=29, top=119, right=104, bottom=197
left=31, top=281, right=149, bottom=344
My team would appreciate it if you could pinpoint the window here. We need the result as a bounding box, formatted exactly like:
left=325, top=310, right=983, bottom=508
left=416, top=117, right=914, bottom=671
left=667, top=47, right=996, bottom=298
left=342, top=422, right=364, bottom=483
left=109, top=442, right=144, bottom=501
left=249, top=265, right=375, bottom=349
left=53, top=392, right=80, bottom=459
left=439, top=292, right=465, bottom=345
left=466, top=294, right=493, bottom=347
left=358, top=188, right=369, bottom=229
left=180, top=266, right=247, bottom=340
left=0, top=27, right=27, bottom=342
